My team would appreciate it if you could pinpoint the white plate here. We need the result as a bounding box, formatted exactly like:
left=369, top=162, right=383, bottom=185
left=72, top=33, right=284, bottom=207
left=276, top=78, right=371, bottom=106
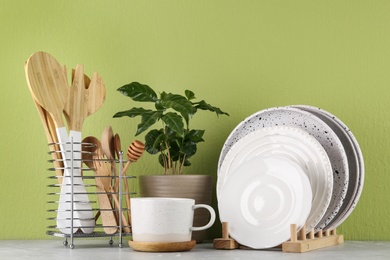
left=218, top=106, right=348, bottom=232
left=218, top=155, right=312, bottom=249
left=218, top=126, right=333, bottom=232
left=293, top=105, right=364, bottom=230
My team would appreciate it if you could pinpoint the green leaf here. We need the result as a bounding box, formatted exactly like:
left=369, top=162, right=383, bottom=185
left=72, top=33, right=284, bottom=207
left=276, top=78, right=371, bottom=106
left=169, top=142, right=180, bottom=162
left=117, top=82, right=158, bottom=102
left=185, top=130, right=205, bottom=143
left=161, top=93, right=194, bottom=124
left=155, top=100, right=164, bottom=110
left=161, top=112, right=184, bottom=137
left=165, top=126, right=178, bottom=139
left=195, top=100, right=229, bottom=116
left=160, top=91, right=169, bottom=101
left=145, top=129, right=165, bottom=154
left=183, top=159, right=191, bottom=167
left=113, top=107, right=153, bottom=118
left=181, top=140, right=197, bottom=157
left=185, top=90, right=195, bottom=100
left=136, top=111, right=163, bottom=135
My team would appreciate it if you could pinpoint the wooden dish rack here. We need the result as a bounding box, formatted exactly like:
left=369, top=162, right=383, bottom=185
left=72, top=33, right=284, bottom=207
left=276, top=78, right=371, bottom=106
left=213, top=222, right=344, bottom=253
left=46, top=140, right=135, bottom=249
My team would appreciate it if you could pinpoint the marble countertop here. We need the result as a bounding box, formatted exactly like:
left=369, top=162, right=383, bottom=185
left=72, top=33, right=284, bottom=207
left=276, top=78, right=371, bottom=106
left=1, top=240, right=389, bottom=260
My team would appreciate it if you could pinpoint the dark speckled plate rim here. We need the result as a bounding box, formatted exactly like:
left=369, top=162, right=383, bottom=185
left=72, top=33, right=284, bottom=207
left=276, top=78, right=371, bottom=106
left=291, top=105, right=358, bottom=230
left=292, top=105, right=364, bottom=230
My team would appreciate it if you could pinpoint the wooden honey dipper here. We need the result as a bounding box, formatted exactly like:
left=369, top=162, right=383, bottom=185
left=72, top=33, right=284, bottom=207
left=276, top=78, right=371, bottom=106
left=124, top=140, right=145, bottom=169
left=121, top=140, right=145, bottom=228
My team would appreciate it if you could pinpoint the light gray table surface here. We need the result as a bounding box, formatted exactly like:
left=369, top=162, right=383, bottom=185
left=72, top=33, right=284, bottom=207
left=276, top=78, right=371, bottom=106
left=0, top=240, right=388, bottom=260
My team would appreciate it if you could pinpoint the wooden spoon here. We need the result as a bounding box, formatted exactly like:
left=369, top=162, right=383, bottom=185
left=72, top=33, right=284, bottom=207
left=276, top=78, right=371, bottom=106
left=81, top=137, right=96, bottom=169
left=101, top=126, right=118, bottom=189
left=25, top=52, right=83, bottom=234
left=25, top=61, right=64, bottom=182
left=82, top=136, right=117, bottom=234
left=32, top=99, right=64, bottom=183
left=101, top=126, right=116, bottom=162
left=25, top=52, right=70, bottom=160
left=25, top=51, right=68, bottom=134
left=114, top=134, right=122, bottom=160
left=101, top=126, right=121, bottom=222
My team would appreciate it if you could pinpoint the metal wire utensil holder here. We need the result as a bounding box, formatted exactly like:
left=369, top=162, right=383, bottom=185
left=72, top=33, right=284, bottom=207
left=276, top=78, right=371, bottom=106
left=46, top=137, right=136, bottom=248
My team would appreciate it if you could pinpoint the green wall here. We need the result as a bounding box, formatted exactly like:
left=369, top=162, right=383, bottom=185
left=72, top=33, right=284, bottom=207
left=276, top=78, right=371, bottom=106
left=0, top=0, right=389, bottom=240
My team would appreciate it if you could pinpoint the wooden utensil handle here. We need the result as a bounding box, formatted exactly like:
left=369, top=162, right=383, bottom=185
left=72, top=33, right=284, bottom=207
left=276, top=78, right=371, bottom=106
left=95, top=183, right=118, bottom=234
left=33, top=100, right=64, bottom=183
left=110, top=186, right=131, bottom=233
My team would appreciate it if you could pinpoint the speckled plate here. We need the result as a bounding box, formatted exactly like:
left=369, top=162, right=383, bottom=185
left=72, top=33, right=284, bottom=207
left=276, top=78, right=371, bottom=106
left=218, top=107, right=349, bottom=232
left=292, top=105, right=364, bottom=230
left=217, top=126, right=333, bottom=232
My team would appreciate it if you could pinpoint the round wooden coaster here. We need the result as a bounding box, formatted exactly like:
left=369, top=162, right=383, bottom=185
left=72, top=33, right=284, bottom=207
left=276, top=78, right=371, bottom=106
left=128, top=240, right=196, bottom=252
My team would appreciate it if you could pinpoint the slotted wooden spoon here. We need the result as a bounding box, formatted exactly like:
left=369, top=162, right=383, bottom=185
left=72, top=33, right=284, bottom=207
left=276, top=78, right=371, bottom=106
left=63, top=64, right=106, bottom=233
left=64, top=64, right=106, bottom=133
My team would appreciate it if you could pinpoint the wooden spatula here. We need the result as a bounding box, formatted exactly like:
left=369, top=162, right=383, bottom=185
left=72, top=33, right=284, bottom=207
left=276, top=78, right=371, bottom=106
left=83, top=135, right=130, bottom=233
left=83, top=136, right=118, bottom=234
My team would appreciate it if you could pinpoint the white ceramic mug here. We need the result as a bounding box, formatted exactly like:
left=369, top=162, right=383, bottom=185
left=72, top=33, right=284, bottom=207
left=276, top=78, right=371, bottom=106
left=131, top=197, right=216, bottom=242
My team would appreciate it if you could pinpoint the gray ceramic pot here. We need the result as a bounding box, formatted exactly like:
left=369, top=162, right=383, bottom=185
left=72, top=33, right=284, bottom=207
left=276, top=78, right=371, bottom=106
left=138, top=175, right=213, bottom=243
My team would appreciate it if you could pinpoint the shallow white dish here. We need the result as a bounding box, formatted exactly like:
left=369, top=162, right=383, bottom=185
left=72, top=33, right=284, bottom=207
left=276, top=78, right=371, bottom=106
left=218, top=106, right=348, bottom=232
left=293, top=105, right=364, bottom=230
left=218, top=126, right=333, bottom=232
left=218, top=155, right=312, bottom=249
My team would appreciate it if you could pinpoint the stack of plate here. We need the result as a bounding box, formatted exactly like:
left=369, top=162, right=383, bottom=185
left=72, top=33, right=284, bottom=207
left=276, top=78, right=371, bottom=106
left=217, top=105, right=364, bottom=249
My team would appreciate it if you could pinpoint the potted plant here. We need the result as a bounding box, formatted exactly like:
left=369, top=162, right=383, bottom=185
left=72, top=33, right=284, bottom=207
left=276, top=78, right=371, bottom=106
left=113, top=81, right=229, bottom=242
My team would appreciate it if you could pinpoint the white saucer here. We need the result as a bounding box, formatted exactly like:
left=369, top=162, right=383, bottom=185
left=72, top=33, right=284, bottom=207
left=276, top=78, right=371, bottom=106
left=218, top=155, right=312, bottom=249
left=217, top=126, right=333, bottom=232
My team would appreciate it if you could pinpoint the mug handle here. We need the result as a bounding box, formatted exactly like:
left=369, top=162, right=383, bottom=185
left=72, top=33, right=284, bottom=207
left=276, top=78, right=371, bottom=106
left=191, top=204, right=216, bottom=231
